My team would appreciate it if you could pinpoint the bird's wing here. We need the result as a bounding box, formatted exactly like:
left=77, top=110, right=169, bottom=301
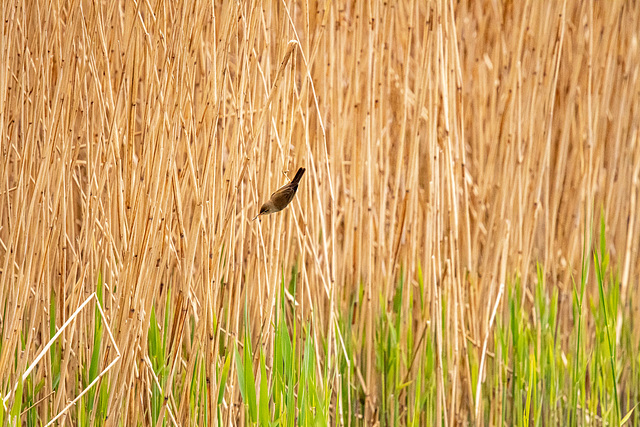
left=270, top=185, right=292, bottom=199
left=271, top=187, right=291, bottom=199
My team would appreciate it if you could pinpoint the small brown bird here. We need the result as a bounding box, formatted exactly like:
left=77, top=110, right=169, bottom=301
left=252, top=167, right=305, bottom=221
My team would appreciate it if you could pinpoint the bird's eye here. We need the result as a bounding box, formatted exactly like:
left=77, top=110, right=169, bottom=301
left=260, top=207, right=268, bottom=213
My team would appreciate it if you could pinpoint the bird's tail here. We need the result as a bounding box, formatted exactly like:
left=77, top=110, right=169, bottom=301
left=290, top=167, right=305, bottom=185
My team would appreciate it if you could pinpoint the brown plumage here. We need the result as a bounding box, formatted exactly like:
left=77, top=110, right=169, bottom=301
left=252, top=168, right=305, bottom=220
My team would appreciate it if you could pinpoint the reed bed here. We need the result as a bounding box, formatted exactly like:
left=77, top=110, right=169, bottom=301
left=1, top=0, right=639, bottom=425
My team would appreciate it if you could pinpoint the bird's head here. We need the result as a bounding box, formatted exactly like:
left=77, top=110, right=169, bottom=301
left=252, top=200, right=277, bottom=220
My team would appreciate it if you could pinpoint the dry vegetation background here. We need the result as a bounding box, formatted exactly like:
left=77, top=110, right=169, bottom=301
left=1, top=0, right=639, bottom=424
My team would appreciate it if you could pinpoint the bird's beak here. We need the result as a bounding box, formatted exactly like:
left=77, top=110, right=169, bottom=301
left=251, top=213, right=261, bottom=221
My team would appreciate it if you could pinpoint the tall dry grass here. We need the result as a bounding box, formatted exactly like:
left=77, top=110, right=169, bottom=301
left=0, top=0, right=638, bottom=424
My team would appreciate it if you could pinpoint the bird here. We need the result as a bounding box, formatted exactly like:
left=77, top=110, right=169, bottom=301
left=252, top=167, right=305, bottom=221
